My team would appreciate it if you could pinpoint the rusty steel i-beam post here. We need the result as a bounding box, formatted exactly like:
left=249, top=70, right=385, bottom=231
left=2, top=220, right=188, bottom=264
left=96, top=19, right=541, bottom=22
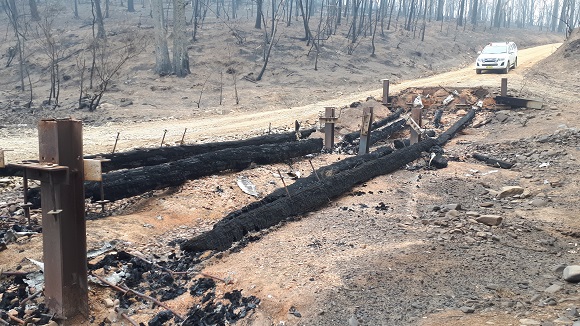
left=38, top=119, right=88, bottom=319
left=381, top=79, right=390, bottom=105
left=501, top=78, right=508, bottom=97
left=358, top=107, right=373, bottom=155
left=323, top=107, right=336, bottom=150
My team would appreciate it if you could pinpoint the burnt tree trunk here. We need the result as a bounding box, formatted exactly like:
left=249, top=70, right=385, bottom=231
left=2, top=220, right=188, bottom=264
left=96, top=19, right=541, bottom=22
left=86, top=129, right=315, bottom=172
left=85, top=139, right=323, bottom=202
left=2, top=130, right=315, bottom=177
left=181, top=110, right=476, bottom=253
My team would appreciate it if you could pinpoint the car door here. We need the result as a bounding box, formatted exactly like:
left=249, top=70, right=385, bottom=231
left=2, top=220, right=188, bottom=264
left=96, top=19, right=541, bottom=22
left=509, top=44, right=516, bottom=64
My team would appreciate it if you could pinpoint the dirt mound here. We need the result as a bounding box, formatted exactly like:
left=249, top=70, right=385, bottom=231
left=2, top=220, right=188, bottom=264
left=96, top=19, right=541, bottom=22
left=530, top=28, right=579, bottom=91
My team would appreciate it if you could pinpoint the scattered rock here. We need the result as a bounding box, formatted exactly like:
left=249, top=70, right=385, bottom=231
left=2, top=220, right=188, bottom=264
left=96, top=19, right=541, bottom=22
left=530, top=198, right=548, bottom=207
left=544, top=284, right=562, bottom=294
left=479, top=202, right=494, bottom=207
left=563, top=265, right=580, bottom=283
left=348, top=315, right=359, bottom=326
left=476, top=215, right=503, bottom=226
left=519, top=318, right=541, bottom=325
left=497, top=186, right=525, bottom=198
left=104, top=298, right=115, bottom=308
left=460, top=306, right=475, bottom=313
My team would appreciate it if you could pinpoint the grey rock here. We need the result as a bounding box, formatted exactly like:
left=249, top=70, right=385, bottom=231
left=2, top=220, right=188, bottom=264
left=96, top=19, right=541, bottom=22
left=530, top=198, right=548, bottom=207
left=476, top=215, right=503, bottom=226
left=566, top=306, right=579, bottom=318
left=519, top=318, right=542, bottom=325
left=460, top=306, right=475, bottom=313
left=553, top=264, right=567, bottom=274
left=466, top=211, right=480, bottom=217
left=348, top=315, right=359, bottom=326
left=563, top=265, right=580, bottom=283
left=495, top=113, right=509, bottom=123
left=479, top=202, right=494, bottom=207
left=573, top=322, right=580, bottom=326
left=444, top=204, right=462, bottom=210
left=544, top=284, right=562, bottom=294
left=498, top=186, right=525, bottom=198
left=530, top=293, right=542, bottom=302
left=553, top=316, right=573, bottom=324
left=446, top=210, right=459, bottom=218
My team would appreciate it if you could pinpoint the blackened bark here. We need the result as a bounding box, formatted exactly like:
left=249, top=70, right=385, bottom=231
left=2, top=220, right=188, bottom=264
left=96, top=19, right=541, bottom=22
left=181, top=110, right=476, bottom=253
left=86, top=129, right=316, bottom=172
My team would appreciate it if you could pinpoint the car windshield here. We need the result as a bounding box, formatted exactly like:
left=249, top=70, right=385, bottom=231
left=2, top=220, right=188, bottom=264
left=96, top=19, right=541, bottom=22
left=482, top=45, right=507, bottom=54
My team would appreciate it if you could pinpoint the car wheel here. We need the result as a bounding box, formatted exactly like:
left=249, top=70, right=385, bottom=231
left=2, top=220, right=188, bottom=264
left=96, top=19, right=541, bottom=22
left=513, top=57, right=517, bottom=69
left=476, top=69, right=481, bottom=74
left=503, top=62, right=510, bottom=74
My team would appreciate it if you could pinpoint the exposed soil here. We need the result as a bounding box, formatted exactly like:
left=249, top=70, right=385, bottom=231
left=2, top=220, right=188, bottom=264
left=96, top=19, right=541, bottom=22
left=1, top=2, right=580, bottom=325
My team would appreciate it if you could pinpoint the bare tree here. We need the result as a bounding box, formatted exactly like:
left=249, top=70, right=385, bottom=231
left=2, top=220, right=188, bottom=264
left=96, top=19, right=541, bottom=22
left=173, top=0, right=190, bottom=76
left=152, top=0, right=172, bottom=75
left=36, top=7, right=69, bottom=106
left=79, top=36, right=146, bottom=111
left=92, top=0, right=106, bottom=38
left=128, top=0, right=135, bottom=12
left=29, top=0, right=40, bottom=21
left=257, top=0, right=284, bottom=80
left=3, top=0, right=26, bottom=92
left=255, top=0, right=263, bottom=28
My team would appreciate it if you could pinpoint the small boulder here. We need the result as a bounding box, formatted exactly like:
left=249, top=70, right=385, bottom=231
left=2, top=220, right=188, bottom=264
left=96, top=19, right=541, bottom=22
left=497, top=186, right=524, bottom=198
left=563, top=265, right=580, bottom=283
left=476, top=215, right=503, bottom=226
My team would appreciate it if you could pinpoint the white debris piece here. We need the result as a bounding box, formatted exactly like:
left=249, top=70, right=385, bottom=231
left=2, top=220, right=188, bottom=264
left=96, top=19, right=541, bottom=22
left=413, top=95, right=423, bottom=108
left=237, top=176, right=259, bottom=197
left=443, top=94, right=454, bottom=106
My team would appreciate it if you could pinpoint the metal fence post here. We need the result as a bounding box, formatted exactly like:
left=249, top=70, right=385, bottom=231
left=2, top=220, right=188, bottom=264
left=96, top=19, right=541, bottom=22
left=381, top=79, right=390, bottom=105
left=323, top=107, right=336, bottom=150
left=501, top=78, right=508, bottom=97
left=358, top=107, right=373, bottom=155
left=38, top=119, right=88, bottom=319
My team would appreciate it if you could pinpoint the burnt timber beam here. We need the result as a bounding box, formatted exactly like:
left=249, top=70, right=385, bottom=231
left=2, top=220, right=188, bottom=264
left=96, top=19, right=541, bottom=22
left=0, top=130, right=315, bottom=177
left=86, top=129, right=316, bottom=172
left=495, top=96, right=543, bottom=109
left=342, top=108, right=403, bottom=144
left=181, top=109, right=476, bottom=253
left=87, top=139, right=323, bottom=202
left=26, top=139, right=323, bottom=206
left=472, top=153, right=514, bottom=169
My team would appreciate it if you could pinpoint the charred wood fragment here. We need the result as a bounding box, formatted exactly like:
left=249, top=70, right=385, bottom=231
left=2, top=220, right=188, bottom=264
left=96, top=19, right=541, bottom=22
left=342, top=108, right=403, bottom=144
left=433, top=109, right=443, bottom=128
left=181, top=109, right=476, bottom=253
left=472, top=153, right=514, bottom=169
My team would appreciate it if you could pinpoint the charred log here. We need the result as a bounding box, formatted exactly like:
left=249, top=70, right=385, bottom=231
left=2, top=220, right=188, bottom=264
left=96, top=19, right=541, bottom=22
left=181, top=110, right=475, bottom=253
left=87, top=129, right=315, bottom=172
left=342, top=108, right=403, bottom=144
left=472, top=153, right=514, bottom=169
left=0, top=130, right=315, bottom=177
left=368, top=119, right=407, bottom=146
left=25, top=139, right=322, bottom=207
left=86, top=139, right=323, bottom=202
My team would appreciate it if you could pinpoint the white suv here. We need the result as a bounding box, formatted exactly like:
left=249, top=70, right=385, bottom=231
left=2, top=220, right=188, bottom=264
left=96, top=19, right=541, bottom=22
left=475, top=42, right=518, bottom=74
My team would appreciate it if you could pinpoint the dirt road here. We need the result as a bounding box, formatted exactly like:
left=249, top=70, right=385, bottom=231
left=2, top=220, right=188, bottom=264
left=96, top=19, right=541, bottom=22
left=1, top=43, right=560, bottom=162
